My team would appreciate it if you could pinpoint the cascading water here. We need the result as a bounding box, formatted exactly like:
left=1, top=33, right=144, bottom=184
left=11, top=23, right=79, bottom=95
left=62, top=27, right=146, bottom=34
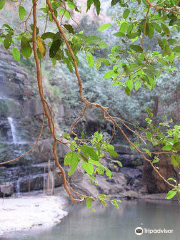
left=7, top=117, right=18, bottom=144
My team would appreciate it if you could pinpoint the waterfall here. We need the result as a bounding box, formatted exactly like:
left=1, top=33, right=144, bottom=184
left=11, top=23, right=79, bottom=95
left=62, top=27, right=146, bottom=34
left=7, top=117, right=18, bottom=144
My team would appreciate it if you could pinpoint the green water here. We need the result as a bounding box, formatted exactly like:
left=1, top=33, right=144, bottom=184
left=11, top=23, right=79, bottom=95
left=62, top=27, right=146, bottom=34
left=2, top=200, right=180, bottom=240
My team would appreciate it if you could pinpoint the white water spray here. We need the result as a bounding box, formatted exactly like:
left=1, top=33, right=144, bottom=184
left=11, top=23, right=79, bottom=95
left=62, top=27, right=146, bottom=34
left=7, top=117, right=18, bottom=144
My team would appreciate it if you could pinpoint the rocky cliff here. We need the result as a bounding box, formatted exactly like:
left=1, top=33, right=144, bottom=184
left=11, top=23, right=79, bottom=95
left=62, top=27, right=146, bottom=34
left=0, top=49, right=66, bottom=197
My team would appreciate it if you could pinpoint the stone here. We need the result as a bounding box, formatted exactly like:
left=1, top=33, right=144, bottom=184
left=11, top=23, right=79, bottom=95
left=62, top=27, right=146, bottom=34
left=107, top=172, right=127, bottom=185
left=0, top=99, right=8, bottom=118
left=120, top=167, right=142, bottom=185
left=0, top=182, right=13, bottom=197
left=121, top=190, right=139, bottom=199
left=142, top=156, right=179, bottom=193
left=117, top=154, right=143, bottom=167
left=70, top=174, right=100, bottom=197
left=17, top=176, right=43, bottom=192
left=114, top=144, right=132, bottom=154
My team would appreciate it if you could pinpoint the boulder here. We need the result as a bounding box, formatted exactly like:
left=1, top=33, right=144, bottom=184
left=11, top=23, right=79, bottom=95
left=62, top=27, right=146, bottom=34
left=114, top=144, right=132, bottom=154
left=117, top=154, right=143, bottom=167
left=121, top=190, right=139, bottom=199
left=120, top=167, right=142, bottom=185
left=143, top=156, right=179, bottom=193
left=0, top=182, right=13, bottom=197
left=96, top=176, right=125, bottom=195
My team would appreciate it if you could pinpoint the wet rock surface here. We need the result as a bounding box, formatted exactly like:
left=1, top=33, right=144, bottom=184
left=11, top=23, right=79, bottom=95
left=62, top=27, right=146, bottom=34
left=0, top=49, right=66, bottom=197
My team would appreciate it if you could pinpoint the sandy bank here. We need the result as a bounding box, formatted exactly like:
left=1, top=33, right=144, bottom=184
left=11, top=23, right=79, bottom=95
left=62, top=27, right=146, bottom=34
left=0, top=195, right=68, bottom=236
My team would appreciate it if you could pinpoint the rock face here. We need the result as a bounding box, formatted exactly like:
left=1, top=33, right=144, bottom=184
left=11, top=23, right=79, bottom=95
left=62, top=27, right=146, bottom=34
left=0, top=49, right=65, bottom=197
left=143, top=156, right=180, bottom=193
left=69, top=144, right=145, bottom=199
left=0, top=182, right=13, bottom=197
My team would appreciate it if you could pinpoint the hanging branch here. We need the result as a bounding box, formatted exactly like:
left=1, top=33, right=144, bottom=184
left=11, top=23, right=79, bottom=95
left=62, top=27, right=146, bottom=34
left=32, top=0, right=83, bottom=203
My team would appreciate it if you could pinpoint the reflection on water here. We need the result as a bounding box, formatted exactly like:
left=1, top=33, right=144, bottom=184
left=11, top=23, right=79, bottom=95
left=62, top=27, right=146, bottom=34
left=2, top=200, right=180, bottom=240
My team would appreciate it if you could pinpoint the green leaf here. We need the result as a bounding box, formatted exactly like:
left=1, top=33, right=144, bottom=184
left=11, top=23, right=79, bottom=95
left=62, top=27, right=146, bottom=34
left=146, top=132, right=152, bottom=141
left=125, top=86, right=131, bottom=96
left=80, top=145, right=99, bottom=161
left=106, top=169, right=112, bottom=178
left=166, top=190, right=177, bottom=199
left=113, top=160, right=122, bottom=167
left=86, top=52, right=94, bottom=67
left=135, top=81, right=141, bottom=90
left=85, top=36, right=101, bottom=44
left=41, top=32, right=55, bottom=40
left=129, top=44, right=143, bottom=53
left=147, top=23, right=154, bottom=39
left=111, top=199, right=121, bottom=209
left=0, top=0, right=5, bottom=10
left=37, top=37, right=46, bottom=58
left=123, top=9, right=130, bottom=19
left=19, top=6, right=26, bottom=21
left=126, top=79, right=133, bottom=91
left=86, top=198, right=92, bottom=208
left=64, top=152, right=80, bottom=176
left=161, top=23, right=170, bottom=35
left=177, top=193, right=180, bottom=202
left=152, top=157, right=160, bottom=164
left=67, top=1, right=76, bottom=9
left=172, top=46, right=180, bottom=52
left=119, top=22, right=128, bottom=34
left=21, top=37, right=32, bottom=58
left=153, top=22, right=161, bottom=33
left=158, top=38, right=164, bottom=50
left=55, top=49, right=64, bottom=60
left=106, top=144, right=118, bottom=157
left=51, top=1, right=60, bottom=10
left=162, top=145, right=172, bottom=151
left=64, top=24, right=75, bottom=34
left=171, top=155, right=179, bottom=168
left=82, top=162, right=94, bottom=175
left=113, top=32, right=125, bottom=37
left=59, top=9, right=71, bottom=19
left=103, top=70, right=116, bottom=79
left=87, top=0, right=94, bottom=12
left=12, top=47, right=20, bottom=61
left=96, top=59, right=101, bottom=69
left=98, top=23, right=111, bottom=31
left=93, top=0, right=101, bottom=15
left=49, top=39, right=62, bottom=58
left=4, top=34, right=12, bottom=50
left=101, top=58, right=110, bottom=65
left=168, top=178, right=177, bottom=183
left=111, top=0, right=119, bottom=6
left=164, top=45, right=171, bottom=56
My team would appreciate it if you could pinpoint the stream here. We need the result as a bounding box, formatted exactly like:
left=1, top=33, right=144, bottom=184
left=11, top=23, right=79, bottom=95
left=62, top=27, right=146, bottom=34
left=2, top=199, right=180, bottom=240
